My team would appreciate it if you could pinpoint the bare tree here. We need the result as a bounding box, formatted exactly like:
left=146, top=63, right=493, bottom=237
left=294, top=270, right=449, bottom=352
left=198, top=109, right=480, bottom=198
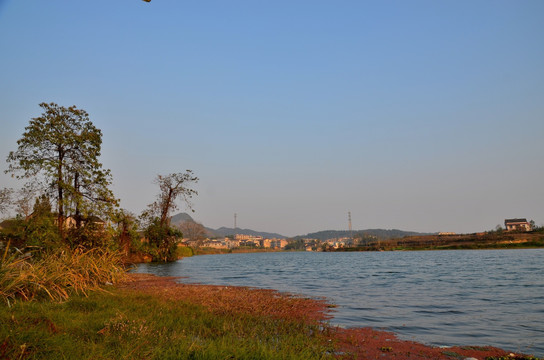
left=177, top=220, right=207, bottom=245
left=13, top=183, right=38, bottom=219
left=0, top=184, right=39, bottom=219
left=0, top=188, right=14, bottom=216
left=140, top=171, right=198, bottom=261
left=143, top=171, right=199, bottom=228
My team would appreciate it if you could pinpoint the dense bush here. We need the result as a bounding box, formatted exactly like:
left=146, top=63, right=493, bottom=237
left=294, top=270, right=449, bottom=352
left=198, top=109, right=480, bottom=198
left=143, top=218, right=183, bottom=262
left=175, top=246, right=193, bottom=258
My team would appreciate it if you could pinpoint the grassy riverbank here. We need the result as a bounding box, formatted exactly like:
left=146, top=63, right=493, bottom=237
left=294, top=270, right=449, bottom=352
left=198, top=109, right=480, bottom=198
left=2, top=273, right=541, bottom=360
left=0, top=274, right=334, bottom=359
left=1, top=246, right=541, bottom=359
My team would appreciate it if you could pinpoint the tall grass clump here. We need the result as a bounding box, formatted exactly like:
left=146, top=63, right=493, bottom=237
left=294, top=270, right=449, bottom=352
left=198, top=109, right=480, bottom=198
left=0, top=241, right=28, bottom=306
left=0, top=243, right=126, bottom=306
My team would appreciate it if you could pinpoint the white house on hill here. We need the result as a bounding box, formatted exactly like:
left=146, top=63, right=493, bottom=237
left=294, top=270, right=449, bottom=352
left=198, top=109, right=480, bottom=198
left=504, top=218, right=531, bottom=232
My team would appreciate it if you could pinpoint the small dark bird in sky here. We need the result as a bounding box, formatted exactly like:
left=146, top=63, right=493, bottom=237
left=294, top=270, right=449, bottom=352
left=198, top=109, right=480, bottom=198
left=142, top=0, right=151, bottom=2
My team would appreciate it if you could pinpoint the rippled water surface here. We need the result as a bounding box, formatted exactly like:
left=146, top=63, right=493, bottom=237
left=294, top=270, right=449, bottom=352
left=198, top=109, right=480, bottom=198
left=135, top=249, right=544, bottom=356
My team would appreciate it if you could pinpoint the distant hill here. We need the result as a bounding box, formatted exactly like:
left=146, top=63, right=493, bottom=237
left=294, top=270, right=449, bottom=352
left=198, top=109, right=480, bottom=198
left=169, top=213, right=286, bottom=239
left=170, top=212, right=196, bottom=226
left=170, top=213, right=428, bottom=241
left=211, top=227, right=286, bottom=239
left=295, top=229, right=431, bottom=241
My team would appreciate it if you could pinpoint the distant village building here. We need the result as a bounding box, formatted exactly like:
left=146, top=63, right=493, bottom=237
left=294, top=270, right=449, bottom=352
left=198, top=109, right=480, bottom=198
left=195, top=236, right=288, bottom=250
left=235, top=234, right=263, bottom=241
left=269, top=239, right=288, bottom=249
left=64, top=215, right=106, bottom=229
left=205, top=239, right=229, bottom=249
left=504, top=218, right=531, bottom=232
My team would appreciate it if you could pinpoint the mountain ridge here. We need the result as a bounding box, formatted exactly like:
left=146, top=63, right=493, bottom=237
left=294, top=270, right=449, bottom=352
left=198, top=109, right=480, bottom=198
left=169, top=213, right=430, bottom=241
left=294, top=229, right=431, bottom=241
left=169, top=213, right=286, bottom=239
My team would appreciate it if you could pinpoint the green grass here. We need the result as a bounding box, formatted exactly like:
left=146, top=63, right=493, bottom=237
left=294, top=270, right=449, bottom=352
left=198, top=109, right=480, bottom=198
left=0, top=288, right=335, bottom=359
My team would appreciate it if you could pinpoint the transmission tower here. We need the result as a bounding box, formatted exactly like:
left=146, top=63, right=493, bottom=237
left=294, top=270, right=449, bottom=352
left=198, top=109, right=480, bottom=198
left=348, top=211, right=353, bottom=245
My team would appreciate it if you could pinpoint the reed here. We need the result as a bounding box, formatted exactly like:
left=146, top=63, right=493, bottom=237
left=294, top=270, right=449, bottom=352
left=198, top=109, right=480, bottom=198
left=0, top=244, right=126, bottom=305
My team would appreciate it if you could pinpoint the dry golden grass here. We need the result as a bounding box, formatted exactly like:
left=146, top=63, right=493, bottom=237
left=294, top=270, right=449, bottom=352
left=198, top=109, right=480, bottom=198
left=0, top=244, right=126, bottom=305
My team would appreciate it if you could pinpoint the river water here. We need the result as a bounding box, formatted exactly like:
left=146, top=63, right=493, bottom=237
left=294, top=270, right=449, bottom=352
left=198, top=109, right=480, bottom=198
left=134, top=249, right=544, bottom=356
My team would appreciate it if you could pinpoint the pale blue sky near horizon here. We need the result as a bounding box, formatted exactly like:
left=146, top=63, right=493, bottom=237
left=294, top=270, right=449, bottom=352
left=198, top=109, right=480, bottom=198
left=0, top=0, right=543, bottom=236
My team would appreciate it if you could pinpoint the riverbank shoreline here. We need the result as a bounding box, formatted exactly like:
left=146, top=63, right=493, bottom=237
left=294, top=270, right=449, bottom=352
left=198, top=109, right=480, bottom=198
left=123, top=273, right=535, bottom=360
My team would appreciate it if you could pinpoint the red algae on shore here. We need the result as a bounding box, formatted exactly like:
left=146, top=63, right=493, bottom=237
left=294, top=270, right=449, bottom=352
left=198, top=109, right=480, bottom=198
left=121, top=274, right=529, bottom=360
left=332, top=326, right=516, bottom=360
left=121, top=273, right=331, bottom=323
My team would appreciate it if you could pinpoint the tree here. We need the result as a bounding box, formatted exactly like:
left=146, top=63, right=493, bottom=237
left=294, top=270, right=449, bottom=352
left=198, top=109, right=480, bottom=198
left=142, top=171, right=199, bottom=228
left=23, top=194, right=60, bottom=249
left=141, top=171, right=198, bottom=261
left=6, top=102, right=118, bottom=240
left=284, top=239, right=305, bottom=251
left=0, top=188, right=14, bottom=216
left=143, top=218, right=183, bottom=261
left=114, top=209, right=139, bottom=256
left=177, top=220, right=207, bottom=246
left=13, top=183, right=38, bottom=219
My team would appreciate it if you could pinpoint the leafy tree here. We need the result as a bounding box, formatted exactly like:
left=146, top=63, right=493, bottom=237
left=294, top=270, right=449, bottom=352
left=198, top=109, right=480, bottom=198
left=284, top=239, right=305, bottom=251
left=23, top=194, right=60, bottom=249
left=6, top=102, right=118, bottom=240
left=143, top=218, right=183, bottom=261
left=113, top=209, right=140, bottom=256
left=0, top=194, right=59, bottom=250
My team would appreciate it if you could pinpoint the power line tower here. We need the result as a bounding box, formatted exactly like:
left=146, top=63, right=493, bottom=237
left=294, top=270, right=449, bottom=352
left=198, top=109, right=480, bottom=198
left=234, top=213, right=237, bottom=233
left=348, top=211, right=354, bottom=245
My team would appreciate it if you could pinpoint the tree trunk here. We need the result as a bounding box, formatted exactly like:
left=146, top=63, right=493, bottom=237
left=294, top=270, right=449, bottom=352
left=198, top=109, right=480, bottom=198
left=160, top=189, right=173, bottom=228
left=120, top=221, right=131, bottom=256
left=74, top=172, right=81, bottom=229
left=57, top=151, right=65, bottom=240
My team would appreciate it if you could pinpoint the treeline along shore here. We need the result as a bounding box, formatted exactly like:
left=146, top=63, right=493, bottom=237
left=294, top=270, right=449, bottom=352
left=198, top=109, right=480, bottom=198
left=333, top=230, right=544, bottom=252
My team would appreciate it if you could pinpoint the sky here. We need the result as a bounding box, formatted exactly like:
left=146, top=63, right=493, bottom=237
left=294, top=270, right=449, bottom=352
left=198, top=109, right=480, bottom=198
left=0, top=0, right=543, bottom=237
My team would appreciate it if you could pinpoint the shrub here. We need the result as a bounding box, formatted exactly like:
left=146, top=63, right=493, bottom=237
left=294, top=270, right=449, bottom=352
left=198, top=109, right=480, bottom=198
left=175, top=246, right=194, bottom=258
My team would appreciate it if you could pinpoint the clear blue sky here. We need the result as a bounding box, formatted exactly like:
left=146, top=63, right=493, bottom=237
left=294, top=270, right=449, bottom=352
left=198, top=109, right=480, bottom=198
left=1, top=0, right=543, bottom=236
